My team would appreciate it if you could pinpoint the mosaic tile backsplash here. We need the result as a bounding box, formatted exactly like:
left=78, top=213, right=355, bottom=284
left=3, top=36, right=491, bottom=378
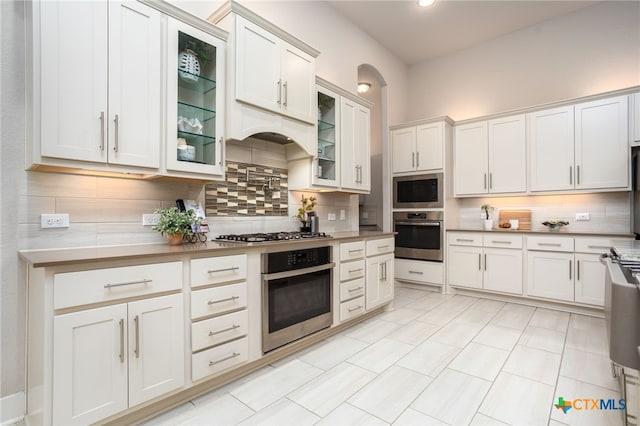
left=205, top=162, right=289, bottom=216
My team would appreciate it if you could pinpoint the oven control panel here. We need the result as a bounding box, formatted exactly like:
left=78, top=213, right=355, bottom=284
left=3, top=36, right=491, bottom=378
left=264, top=246, right=331, bottom=274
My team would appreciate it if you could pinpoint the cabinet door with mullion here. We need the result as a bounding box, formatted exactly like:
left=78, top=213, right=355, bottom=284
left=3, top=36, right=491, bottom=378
left=315, top=85, right=340, bottom=187
left=166, top=18, right=225, bottom=177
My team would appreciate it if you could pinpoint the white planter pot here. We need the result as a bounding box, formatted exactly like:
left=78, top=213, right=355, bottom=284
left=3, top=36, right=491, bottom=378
left=483, top=219, right=494, bottom=230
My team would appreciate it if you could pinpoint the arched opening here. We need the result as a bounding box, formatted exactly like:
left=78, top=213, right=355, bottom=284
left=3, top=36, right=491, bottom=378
left=357, top=64, right=389, bottom=231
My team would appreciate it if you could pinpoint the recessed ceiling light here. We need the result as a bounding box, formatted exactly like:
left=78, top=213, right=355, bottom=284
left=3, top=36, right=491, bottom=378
left=417, top=0, right=435, bottom=7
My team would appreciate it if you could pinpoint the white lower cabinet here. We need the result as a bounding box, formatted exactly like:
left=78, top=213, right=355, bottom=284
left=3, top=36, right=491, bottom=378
left=365, top=252, right=394, bottom=310
left=395, top=258, right=444, bottom=286
left=189, top=254, right=249, bottom=382
left=527, top=236, right=611, bottom=307
left=53, top=293, right=184, bottom=425
left=527, top=251, right=575, bottom=302
left=337, top=240, right=367, bottom=323
left=447, top=232, right=523, bottom=295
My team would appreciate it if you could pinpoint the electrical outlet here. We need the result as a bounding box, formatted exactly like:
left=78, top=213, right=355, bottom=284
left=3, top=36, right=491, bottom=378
left=328, top=213, right=336, bottom=221
left=41, top=214, right=70, bottom=228
left=576, top=212, right=590, bottom=221
left=340, top=210, right=346, bottom=220
left=142, top=214, right=161, bottom=226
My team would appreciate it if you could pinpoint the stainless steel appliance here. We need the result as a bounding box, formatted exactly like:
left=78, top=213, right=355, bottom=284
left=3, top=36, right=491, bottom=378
left=393, top=211, right=443, bottom=261
left=216, top=231, right=331, bottom=244
left=393, top=173, right=443, bottom=209
left=261, top=246, right=334, bottom=353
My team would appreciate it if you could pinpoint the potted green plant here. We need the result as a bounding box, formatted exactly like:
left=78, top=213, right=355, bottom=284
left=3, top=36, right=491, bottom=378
left=152, top=207, right=198, bottom=245
left=295, top=195, right=317, bottom=232
left=481, top=204, right=494, bottom=230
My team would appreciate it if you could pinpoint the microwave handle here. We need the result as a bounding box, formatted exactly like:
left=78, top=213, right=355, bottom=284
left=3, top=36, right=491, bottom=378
left=394, top=221, right=441, bottom=226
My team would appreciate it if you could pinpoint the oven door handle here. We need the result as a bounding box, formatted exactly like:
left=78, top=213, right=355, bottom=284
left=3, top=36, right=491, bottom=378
left=394, top=221, right=441, bottom=226
left=262, top=262, right=336, bottom=281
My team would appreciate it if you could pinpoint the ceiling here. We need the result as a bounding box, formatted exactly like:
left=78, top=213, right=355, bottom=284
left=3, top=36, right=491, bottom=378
left=325, top=0, right=598, bottom=65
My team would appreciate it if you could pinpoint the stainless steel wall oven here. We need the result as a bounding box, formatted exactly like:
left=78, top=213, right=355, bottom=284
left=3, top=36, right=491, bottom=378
left=393, top=211, right=444, bottom=262
left=261, top=246, right=334, bottom=353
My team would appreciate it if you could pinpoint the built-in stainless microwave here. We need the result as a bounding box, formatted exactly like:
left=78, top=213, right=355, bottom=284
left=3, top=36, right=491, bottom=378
left=393, top=173, right=443, bottom=209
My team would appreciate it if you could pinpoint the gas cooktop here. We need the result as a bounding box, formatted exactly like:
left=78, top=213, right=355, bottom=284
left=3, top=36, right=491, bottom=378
left=215, top=231, right=332, bottom=243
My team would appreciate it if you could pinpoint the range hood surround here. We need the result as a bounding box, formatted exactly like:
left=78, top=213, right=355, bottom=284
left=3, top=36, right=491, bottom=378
left=226, top=100, right=316, bottom=157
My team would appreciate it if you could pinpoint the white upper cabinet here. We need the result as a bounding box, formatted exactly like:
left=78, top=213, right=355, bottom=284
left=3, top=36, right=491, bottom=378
left=632, top=92, right=640, bottom=146
left=341, top=97, right=371, bottom=192
left=235, top=16, right=315, bottom=124
left=574, top=95, right=629, bottom=190
left=454, top=115, right=526, bottom=196
left=530, top=96, right=629, bottom=192
left=487, top=114, right=527, bottom=193
left=392, top=121, right=445, bottom=174
left=165, top=18, right=226, bottom=179
left=454, top=121, right=489, bottom=195
left=528, top=106, right=575, bottom=191
left=37, top=1, right=161, bottom=169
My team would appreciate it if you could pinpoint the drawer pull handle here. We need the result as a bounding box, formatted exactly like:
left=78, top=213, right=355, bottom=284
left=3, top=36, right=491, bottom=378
left=209, top=324, right=240, bottom=336
left=409, top=270, right=424, bottom=275
left=538, top=243, right=561, bottom=247
left=349, top=268, right=364, bottom=273
left=377, top=245, right=390, bottom=249
left=208, top=296, right=240, bottom=306
left=587, top=245, right=610, bottom=250
left=104, top=278, right=152, bottom=289
left=118, top=318, right=124, bottom=363
left=491, top=240, right=512, bottom=244
left=456, top=238, right=474, bottom=242
left=348, top=305, right=363, bottom=312
left=209, top=352, right=240, bottom=367
left=134, top=315, right=140, bottom=358
left=348, top=286, right=364, bottom=292
left=208, top=266, right=240, bottom=274
left=348, top=249, right=364, bottom=253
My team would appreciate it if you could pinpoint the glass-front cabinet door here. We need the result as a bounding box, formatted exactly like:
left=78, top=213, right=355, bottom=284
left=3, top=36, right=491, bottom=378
left=166, top=18, right=225, bottom=179
left=315, top=85, right=339, bottom=187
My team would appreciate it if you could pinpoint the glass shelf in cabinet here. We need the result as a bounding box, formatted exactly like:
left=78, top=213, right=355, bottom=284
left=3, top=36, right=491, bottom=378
left=177, top=69, right=216, bottom=94
left=318, top=119, right=335, bottom=131
left=318, top=138, right=335, bottom=148
left=317, top=156, right=335, bottom=162
left=178, top=101, right=216, bottom=123
left=177, top=130, right=216, bottom=146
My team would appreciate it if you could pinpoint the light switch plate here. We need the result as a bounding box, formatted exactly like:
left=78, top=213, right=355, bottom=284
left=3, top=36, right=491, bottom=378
left=575, top=212, right=590, bottom=221
left=328, top=213, right=336, bottom=221
left=340, top=210, right=346, bottom=220
left=142, top=214, right=161, bottom=226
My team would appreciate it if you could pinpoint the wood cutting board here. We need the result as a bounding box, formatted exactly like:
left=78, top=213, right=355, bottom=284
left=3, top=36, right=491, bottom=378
left=498, top=210, right=532, bottom=230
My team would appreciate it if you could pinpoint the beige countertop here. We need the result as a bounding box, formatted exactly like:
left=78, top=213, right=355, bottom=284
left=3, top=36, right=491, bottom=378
left=19, top=230, right=395, bottom=268
left=447, top=228, right=634, bottom=238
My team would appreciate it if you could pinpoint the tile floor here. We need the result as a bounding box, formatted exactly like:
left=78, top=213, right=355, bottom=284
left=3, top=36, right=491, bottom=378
left=142, top=287, right=624, bottom=426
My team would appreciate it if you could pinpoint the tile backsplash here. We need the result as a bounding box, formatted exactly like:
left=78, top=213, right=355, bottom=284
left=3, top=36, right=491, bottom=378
left=457, top=192, right=632, bottom=234
left=204, top=162, right=289, bottom=216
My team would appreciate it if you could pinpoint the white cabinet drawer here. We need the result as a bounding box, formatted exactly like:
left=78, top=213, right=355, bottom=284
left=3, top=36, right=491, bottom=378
left=191, top=254, right=247, bottom=288
left=191, top=310, right=248, bottom=352
left=340, top=241, right=366, bottom=261
left=192, top=336, right=248, bottom=382
left=54, top=261, right=182, bottom=309
left=483, top=233, right=523, bottom=249
left=340, top=259, right=366, bottom=281
left=339, top=277, right=365, bottom=302
left=340, top=296, right=365, bottom=322
left=366, top=237, right=394, bottom=256
left=526, top=235, right=574, bottom=252
left=574, top=237, right=613, bottom=254
left=448, top=232, right=482, bottom=246
left=395, top=259, right=444, bottom=285
left=191, top=282, right=247, bottom=319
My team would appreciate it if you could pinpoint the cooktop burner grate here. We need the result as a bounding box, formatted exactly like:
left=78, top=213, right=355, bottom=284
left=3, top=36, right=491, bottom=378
left=215, top=231, right=331, bottom=243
